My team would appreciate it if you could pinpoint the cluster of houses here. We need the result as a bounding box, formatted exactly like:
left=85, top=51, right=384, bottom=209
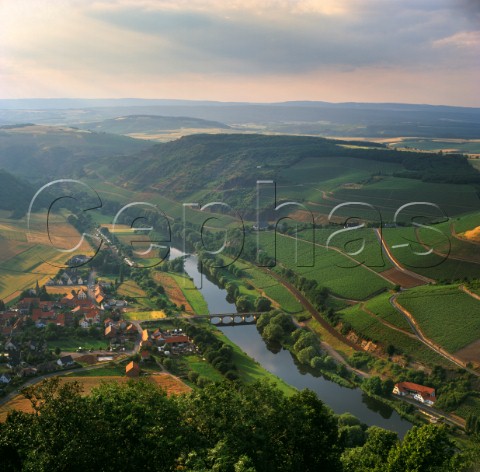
left=140, top=328, right=195, bottom=356
left=104, top=318, right=138, bottom=346
left=0, top=338, right=76, bottom=386
left=46, top=270, right=87, bottom=287
left=393, top=381, right=436, bottom=406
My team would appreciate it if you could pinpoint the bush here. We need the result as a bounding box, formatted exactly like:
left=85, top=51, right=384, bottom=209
left=188, top=371, right=200, bottom=384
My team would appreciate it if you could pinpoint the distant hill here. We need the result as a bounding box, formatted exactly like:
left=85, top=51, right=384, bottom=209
left=95, top=134, right=480, bottom=216
left=0, top=124, right=151, bottom=181
left=0, top=168, right=49, bottom=218
left=1, top=100, right=479, bottom=139
left=76, top=115, right=230, bottom=135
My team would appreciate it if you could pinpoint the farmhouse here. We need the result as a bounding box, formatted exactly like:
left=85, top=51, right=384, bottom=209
left=0, top=373, right=11, bottom=384
left=163, top=335, right=190, bottom=346
left=125, top=361, right=140, bottom=378
left=57, top=355, right=75, bottom=367
left=393, top=382, right=436, bottom=406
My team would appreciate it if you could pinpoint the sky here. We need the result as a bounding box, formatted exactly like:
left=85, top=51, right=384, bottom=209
left=0, top=0, right=479, bottom=106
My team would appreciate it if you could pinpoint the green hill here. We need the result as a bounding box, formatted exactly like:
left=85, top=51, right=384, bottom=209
left=76, top=114, right=230, bottom=135
left=93, top=133, right=480, bottom=220
left=0, top=168, right=48, bottom=218
left=0, top=124, right=151, bottom=181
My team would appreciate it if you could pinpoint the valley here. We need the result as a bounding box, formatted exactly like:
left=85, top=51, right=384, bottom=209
left=1, top=106, right=480, bottom=468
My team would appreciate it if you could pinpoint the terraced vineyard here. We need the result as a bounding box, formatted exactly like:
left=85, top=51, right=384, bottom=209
left=337, top=304, right=454, bottom=368
left=397, top=285, right=480, bottom=353
left=382, top=227, right=480, bottom=281
left=255, top=232, right=392, bottom=300
left=363, top=292, right=413, bottom=332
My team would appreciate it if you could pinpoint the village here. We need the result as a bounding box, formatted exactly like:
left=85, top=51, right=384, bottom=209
left=0, top=259, right=190, bottom=389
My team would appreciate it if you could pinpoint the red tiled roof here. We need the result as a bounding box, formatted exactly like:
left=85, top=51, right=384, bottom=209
left=31, top=309, right=55, bottom=321
left=125, top=361, right=140, bottom=377
left=395, top=382, right=435, bottom=397
left=164, top=335, right=189, bottom=344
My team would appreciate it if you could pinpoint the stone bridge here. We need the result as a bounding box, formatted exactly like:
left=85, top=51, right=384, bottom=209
left=189, top=313, right=262, bottom=326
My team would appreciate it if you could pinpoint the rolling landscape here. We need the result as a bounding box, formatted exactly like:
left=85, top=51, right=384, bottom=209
left=1, top=103, right=480, bottom=470
left=1, top=0, right=480, bottom=470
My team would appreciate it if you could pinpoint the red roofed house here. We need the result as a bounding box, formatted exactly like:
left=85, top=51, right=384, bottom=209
left=105, top=325, right=117, bottom=338
left=164, top=335, right=190, bottom=346
left=125, top=361, right=140, bottom=378
left=140, top=350, right=151, bottom=361
left=56, top=313, right=66, bottom=327
left=140, top=329, right=151, bottom=348
left=393, top=382, right=436, bottom=406
left=31, top=308, right=55, bottom=320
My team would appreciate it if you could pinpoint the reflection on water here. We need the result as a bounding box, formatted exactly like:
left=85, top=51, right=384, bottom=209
left=176, top=248, right=412, bottom=437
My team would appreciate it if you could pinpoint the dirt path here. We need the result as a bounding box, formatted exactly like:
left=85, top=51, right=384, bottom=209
left=413, top=226, right=480, bottom=265
left=360, top=303, right=417, bottom=339
left=389, top=295, right=479, bottom=376
left=459, top=284, right=480, bottom=301
left=282, top=232, right=396, bottom=290
left=373, top=228, right=434, bottom=285
left=261, top=267, right=363, bottom=354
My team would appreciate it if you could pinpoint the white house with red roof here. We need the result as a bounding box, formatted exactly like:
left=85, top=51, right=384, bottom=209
left=393, top=381, right=436, bottom=406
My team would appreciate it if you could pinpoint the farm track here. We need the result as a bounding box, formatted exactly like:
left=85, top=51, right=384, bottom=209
left=389, top=295, right=479, bottom=376
left=459, top=284, right=480, bottom=301
left=360, top=303, right=417, bottom=339
left=414, top=226, right=480, bottom=265
left=261, top=267, right=363, bottom=354
left=283, top=232, right=396, bottom=291
left=373, top=228, right=434, bottom=285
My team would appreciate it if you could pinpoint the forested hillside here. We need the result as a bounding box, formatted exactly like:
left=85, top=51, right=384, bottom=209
left=0, top=379, right=472, bottom=472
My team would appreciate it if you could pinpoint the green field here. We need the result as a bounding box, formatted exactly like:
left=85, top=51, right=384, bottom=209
left=168, top=273, right=210, bottom=314
left=48, top=338, right=108, bottom=351
left=331, top=177, right=479, bottom=222
left=397, top=285, right=480, bottom=353
left=338, top=304, right=454, bottom=368
left=74, top=365, right=126, bottom=377
left=300, top=227, right=393, bottom=273
left=183, top=355, right=225, bottom=383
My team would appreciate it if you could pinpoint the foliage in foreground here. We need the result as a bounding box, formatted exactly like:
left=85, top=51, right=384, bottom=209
left=0, top=378, right=473, bottom=472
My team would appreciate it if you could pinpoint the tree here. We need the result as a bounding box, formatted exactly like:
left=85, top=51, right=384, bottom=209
left=386, top=424, right=459, bottom=472
left=254, top=297, right=272, bottom=312
left=235, top=296, right=252, bottom=313
left=262, top=323, right=284, bottom=343
left=341, top=426, right=398, bottom=472
left=363, top=376, right=383, bottom=396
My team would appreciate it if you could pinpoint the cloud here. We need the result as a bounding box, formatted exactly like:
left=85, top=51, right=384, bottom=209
left=82, top=1, right=475, bottom=76
left=0, top=0, right=478, bottom=104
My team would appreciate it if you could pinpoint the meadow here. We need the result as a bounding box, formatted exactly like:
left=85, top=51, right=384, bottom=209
left=166, top=273, right=209, bottom=314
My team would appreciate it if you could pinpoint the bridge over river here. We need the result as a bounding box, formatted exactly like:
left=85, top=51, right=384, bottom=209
left=187, top=313, right=264, bottom=326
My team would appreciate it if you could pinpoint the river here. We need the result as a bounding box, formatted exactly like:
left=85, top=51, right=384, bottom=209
left=174, top=248, right=412, bottom=437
